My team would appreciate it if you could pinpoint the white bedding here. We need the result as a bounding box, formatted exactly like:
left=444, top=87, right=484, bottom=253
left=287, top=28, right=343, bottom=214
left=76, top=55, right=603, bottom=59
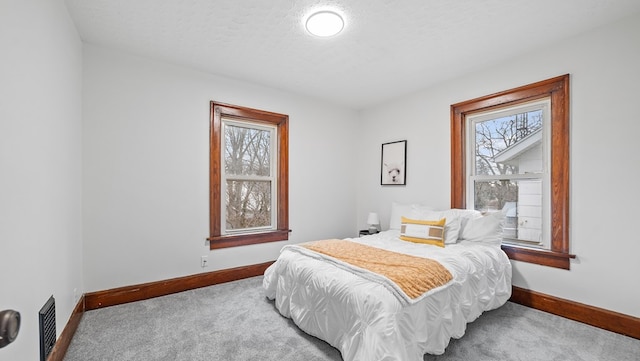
left=263, top=230, right=512, bottom=361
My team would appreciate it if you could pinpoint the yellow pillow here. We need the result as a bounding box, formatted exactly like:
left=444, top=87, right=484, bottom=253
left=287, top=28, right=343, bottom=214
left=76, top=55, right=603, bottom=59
left=399, top=216, right=447, bottom=247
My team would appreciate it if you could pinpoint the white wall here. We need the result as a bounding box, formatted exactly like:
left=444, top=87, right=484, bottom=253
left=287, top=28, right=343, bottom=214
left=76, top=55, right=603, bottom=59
left=357, top=13, right=640, bottom=317
left=82, top=45, right=359, bottom=292
left=2, top=7, right=636, bottom=361
left=0, top=0, right=83, bottom=360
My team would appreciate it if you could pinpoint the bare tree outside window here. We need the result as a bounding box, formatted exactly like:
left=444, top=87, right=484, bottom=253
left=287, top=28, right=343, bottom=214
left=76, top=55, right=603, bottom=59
left=473, top=110, right=542, bottom=212
left=474, top=110, right=542, bottom=176
left=468, top=101, right=548, bottom=247
left=224, top=123, right=273, bottom=231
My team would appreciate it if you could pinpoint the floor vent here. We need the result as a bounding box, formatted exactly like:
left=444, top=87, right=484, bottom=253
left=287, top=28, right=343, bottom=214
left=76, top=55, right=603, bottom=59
left=39, top=296, right=56, bottom=361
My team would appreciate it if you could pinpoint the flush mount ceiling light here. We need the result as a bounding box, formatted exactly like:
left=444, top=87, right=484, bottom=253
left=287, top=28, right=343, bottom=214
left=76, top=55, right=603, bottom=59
left=305, top=11, right=344, bottom=37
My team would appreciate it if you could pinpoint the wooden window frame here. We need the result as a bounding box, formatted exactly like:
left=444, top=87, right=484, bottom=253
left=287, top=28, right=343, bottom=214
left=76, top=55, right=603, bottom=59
left=208, top=101, right=289, bottom=249
left=451, top=74, right=575, bottom=269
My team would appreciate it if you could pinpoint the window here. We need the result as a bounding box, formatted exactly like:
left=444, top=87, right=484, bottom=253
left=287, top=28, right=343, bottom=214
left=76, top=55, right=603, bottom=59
left=451, top=75, right=574, bottom=269
left=467, top=98, right=550, bottom=248
left=209, top=102, right=289, bottom=249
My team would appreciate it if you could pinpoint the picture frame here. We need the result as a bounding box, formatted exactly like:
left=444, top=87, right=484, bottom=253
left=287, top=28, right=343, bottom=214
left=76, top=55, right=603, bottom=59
left=381, top=140, right=407, bottom=185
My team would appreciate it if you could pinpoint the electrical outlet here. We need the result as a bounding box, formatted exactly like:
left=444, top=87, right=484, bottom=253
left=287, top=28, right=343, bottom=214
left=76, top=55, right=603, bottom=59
left=201, top=255, right=208, bottom=268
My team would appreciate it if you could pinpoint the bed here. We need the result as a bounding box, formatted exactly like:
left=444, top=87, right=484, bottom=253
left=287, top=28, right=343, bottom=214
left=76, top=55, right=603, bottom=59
left=263, top=205, right=512, bottom=361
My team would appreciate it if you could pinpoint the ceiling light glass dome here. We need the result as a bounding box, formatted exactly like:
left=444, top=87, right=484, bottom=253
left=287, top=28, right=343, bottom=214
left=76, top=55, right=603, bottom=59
left=305, top=11, right=344, bottom=37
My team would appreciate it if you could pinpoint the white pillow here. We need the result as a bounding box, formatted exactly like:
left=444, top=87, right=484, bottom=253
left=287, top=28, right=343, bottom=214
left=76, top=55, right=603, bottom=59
left=389, top=202, right=434, bottom=230
left=389, top=202, right=418, bottom=230
left=413, top=208, right=462, bottom=244
left=446, top=208, right=483, bottom=234
left=460, top=211, right=505, bottom=245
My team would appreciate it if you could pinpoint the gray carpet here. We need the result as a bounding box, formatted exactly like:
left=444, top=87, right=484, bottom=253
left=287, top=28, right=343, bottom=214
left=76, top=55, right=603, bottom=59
left=64, top=277, right=639, bottom=361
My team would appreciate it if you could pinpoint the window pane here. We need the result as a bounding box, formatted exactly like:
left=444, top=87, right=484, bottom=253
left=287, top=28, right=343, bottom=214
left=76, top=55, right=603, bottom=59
left=226, top=180, right=271, bottom=230
left=224, top=124, right=271, bottom=176
left=475, top=109, right=543, bottom=176
left=474, top=179, right=543, bottom=247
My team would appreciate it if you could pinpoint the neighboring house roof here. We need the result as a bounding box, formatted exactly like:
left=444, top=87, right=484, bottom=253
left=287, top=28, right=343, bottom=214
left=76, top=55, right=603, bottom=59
left=493, top=128, right=542, bottom=166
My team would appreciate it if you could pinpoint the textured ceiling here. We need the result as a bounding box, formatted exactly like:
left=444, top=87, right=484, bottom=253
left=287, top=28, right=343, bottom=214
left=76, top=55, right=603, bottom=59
left=64, top=0, right=640, bottom=109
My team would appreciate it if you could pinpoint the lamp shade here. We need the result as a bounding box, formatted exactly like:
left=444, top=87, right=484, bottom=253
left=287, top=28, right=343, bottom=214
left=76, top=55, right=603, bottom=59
left=367, top=212, right=379, bottom=225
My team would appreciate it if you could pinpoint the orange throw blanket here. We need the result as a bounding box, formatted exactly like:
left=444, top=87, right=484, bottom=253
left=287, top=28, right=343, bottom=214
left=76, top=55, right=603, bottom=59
left=299, top=239, right=453, bottom=302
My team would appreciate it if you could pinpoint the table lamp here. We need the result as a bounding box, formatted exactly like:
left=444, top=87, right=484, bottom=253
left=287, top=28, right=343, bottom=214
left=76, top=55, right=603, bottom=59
left=367, top=212, right=380, bottom=234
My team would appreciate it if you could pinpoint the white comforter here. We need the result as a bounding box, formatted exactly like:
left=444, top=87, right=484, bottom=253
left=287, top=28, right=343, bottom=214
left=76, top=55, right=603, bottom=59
left=263, top=230, right=512, bottom=361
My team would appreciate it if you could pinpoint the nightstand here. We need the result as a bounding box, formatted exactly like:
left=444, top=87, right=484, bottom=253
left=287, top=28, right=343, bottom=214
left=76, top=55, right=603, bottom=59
left=359, top=229, right=376, bottom=237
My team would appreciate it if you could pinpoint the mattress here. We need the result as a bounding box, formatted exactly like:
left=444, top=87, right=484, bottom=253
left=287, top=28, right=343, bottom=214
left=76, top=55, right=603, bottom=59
left=263, top=230, right=512, bottom=361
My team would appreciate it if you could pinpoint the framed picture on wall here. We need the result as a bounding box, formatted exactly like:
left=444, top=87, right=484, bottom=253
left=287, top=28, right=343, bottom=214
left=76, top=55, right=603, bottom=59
left=381, top=140, right=407, bottom=185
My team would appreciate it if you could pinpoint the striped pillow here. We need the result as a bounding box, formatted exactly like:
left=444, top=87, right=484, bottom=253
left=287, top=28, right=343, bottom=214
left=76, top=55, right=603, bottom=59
left=399, top=216, right=447, bottom=247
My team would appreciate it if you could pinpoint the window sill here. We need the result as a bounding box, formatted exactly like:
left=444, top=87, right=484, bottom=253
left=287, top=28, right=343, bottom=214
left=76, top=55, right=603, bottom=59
left=208, top=229, right=290, bottom=250
left=501, top=244, right=576, bottom=270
